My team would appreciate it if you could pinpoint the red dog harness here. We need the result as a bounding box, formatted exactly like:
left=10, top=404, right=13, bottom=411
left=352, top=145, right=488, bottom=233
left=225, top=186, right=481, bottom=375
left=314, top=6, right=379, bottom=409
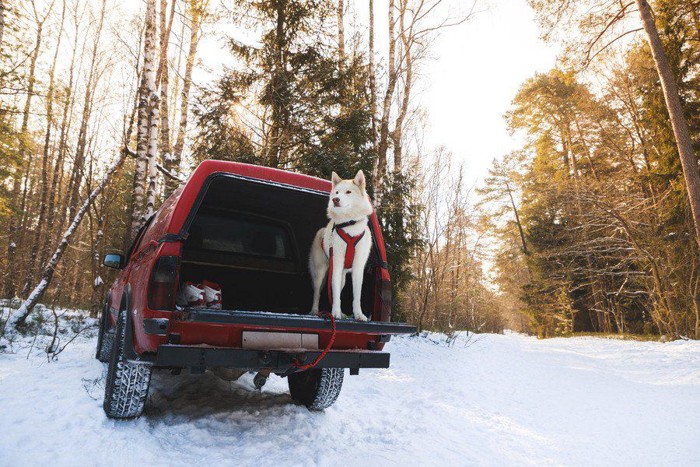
left=332, top=226, right=366, bottom=269
left=322, top=220, right=366, bottom=305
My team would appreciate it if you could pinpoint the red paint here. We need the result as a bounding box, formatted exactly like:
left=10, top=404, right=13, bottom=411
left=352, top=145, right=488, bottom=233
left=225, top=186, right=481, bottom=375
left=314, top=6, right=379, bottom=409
left=106, top=161, right=391, bottom=357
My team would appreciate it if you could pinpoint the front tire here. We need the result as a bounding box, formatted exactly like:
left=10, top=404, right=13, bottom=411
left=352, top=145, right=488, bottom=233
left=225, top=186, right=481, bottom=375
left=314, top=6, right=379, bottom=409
left=288, top=368, right=344, bottom=411
left=103, top=310, right=153, bottom=419
left=95, top=302, right=114, bottom=363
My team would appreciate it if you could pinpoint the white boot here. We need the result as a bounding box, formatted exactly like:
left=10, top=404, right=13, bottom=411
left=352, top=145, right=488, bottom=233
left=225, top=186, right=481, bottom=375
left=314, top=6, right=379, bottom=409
left=180, top=282, right=206, bottom=308
left=202, top=280, right=222, bottom=309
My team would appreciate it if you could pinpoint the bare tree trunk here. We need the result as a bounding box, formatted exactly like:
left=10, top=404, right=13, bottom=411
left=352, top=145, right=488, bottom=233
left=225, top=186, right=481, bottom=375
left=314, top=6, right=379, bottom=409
left=23, top=0, right=67, bottom=296
left=171, top=0, right=203, bottom=176
left=391, top=0, right=412, bottom=174
left=3, top=151, right=129, bottom=333
left=42, top=3, right=81, bottom=266
left=171, top=11, right=186, bottom=145
left=66, top=0, right=106, bottom=224
left=636, top=0, right=700, bottom=248
left=144, top=0, right=161, bottom=220
left=89, top=202, right=106, bottom=311
left=4, top=3, right=45, bottom=298
left=159, top=0, right=177, bottom=197
left=505, top=178, right=529, bottom=256
left=17, top=1, right=57, bottom=255
left=120, top=34, right=144, bottom=250
left=156, top=0, right=175, bottom=86
left=264, top=1, right=288, bottom=167
left=337, top=0, right=345, bottom=60
left=368, top=0, right=377, bottom=158
left=374, top=0, right=397, bottom=205
left=129, top=0, right=159, bottom=240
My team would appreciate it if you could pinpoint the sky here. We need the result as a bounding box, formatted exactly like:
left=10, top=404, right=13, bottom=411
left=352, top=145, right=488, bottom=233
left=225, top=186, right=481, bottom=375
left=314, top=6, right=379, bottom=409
left=194, top=0, right=559, bottom=187
left=417, top=0, right=558, bottom=186
left=38, top=0, right=558, bottom=187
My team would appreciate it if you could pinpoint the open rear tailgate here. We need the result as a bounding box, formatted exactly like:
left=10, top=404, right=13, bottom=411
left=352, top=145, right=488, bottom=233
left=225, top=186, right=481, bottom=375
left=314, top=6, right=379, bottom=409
left=180, top=309, right=416, bottom=334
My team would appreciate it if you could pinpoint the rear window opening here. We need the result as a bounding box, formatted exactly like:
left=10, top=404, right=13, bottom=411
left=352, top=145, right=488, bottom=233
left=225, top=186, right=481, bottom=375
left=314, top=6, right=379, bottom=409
left=178, top=175, right=380, bottom=317
left=188, top=213, right=293, bottom=260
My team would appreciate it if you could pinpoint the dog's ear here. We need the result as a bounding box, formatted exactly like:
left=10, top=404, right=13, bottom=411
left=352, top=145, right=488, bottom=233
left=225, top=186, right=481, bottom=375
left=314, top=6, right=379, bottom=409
left=353, top=170, right=366, bottom=190
left=331, top=171, right=342, bottom=186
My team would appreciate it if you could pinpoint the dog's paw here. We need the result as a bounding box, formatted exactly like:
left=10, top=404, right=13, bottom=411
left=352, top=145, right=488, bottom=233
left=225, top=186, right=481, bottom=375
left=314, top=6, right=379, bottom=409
left=331, top=309, right=343, bottom=320
left=353, top=313, right=368, bottom=322
left=308, top=309, right=319, bottom=316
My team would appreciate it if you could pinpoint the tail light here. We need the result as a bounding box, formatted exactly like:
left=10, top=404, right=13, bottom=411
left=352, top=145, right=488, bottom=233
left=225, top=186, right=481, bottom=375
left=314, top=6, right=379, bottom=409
left=148, top=256, right=179, bottom=310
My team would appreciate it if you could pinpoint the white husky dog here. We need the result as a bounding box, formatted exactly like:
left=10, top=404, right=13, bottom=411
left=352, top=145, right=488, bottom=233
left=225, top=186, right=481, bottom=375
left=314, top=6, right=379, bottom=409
left=309, top=170, right=373, bottom=321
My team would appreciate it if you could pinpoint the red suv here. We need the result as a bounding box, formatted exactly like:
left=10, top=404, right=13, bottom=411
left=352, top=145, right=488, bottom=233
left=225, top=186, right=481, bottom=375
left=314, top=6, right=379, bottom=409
left=96, top=161, right=414, bottom=419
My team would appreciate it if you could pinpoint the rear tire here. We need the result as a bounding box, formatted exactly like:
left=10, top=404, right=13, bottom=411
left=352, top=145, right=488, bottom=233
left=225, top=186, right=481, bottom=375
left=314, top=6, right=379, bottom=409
left=103, top=310, right=153, bottom=419
left=288, top=368, right=344, bottom=411
left=95, top=303, right=114, bottom=363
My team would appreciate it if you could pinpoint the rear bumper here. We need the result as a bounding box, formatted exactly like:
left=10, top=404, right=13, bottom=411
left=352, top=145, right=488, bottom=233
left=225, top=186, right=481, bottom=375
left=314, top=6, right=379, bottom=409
left=136, top=310, right=416, bottom=366
left=154, top=345, right=390, bottom=372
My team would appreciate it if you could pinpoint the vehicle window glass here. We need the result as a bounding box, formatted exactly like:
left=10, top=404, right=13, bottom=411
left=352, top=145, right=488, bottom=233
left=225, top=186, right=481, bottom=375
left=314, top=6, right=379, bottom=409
left=187, top=214, right=292, bottom=260
left=127, top=215, right=154, bottom=260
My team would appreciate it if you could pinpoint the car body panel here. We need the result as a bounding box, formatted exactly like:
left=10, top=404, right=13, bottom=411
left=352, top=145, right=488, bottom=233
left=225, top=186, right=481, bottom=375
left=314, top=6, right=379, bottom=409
left=106, top=161, right=401, bottom=361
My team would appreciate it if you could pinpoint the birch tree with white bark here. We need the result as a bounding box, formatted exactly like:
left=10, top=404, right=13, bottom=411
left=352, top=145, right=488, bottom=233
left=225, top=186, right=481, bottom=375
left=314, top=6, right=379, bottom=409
left=129, top=0, right=160, bottom=240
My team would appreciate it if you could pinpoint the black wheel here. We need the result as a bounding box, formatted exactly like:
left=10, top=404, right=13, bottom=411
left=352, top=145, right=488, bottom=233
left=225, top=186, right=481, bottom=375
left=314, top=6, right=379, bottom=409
left=95, top=302, right=114, bottom=363
left=288, top=368, right=344, bottom=411
left=103, top=310, right=153, bottom=419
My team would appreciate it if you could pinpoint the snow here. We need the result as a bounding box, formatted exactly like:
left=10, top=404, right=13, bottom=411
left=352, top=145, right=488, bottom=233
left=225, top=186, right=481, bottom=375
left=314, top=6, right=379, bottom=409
left=0, top=322, right=698, bottom=466
left=5, top=278, right=48, bottom=330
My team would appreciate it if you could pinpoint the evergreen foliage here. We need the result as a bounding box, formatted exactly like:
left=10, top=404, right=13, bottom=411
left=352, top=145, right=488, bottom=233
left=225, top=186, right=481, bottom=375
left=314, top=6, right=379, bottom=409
left=483, top=0, right=700, bottom=338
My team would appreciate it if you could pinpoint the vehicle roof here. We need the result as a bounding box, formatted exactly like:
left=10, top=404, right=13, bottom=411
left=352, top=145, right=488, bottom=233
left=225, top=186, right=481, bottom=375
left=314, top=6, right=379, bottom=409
left=187, top=160, right=333, bottom=193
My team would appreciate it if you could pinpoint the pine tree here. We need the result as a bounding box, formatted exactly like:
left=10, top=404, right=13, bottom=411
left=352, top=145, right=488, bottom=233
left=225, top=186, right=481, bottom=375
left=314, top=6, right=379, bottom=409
left=195, top=0, right=375, bottom=181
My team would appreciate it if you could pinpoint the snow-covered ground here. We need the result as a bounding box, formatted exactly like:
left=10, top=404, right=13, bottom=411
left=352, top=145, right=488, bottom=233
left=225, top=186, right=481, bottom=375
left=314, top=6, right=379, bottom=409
left=1, top=316, right=698, bottom=466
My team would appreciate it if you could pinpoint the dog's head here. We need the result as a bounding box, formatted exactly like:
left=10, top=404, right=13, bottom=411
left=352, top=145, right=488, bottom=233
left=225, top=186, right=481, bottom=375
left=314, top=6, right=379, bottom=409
left=327, top=170, right=373, bottom=221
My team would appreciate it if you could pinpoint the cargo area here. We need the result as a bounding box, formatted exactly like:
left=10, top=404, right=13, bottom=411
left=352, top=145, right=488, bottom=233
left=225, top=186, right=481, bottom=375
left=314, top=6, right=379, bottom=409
left=178, top=175, right=379, bottom=317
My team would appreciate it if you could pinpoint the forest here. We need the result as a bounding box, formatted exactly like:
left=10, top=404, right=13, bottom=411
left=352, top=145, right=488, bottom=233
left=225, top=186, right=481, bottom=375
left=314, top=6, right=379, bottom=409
left=0, top=0, right=699, bottom=340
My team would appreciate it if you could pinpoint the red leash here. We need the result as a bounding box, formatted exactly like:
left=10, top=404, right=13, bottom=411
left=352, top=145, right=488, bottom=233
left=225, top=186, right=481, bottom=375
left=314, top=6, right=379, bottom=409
left=292, top=311, right=336, bottom=371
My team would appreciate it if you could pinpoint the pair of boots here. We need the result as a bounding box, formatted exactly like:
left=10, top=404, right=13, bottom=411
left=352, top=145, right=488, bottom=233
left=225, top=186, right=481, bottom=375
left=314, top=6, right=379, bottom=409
left=180, top=280, right=222, bottom=309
